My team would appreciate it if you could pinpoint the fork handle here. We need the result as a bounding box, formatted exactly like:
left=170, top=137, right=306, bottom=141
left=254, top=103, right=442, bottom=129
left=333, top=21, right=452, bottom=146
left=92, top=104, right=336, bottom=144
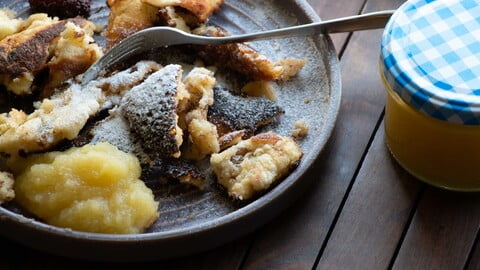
left=199, top=10, right=396, bottom=44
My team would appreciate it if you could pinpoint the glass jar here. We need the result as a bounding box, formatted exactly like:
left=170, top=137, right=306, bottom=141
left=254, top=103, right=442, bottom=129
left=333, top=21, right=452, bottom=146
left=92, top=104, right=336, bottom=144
left=380, top=0, right=480, bottom=191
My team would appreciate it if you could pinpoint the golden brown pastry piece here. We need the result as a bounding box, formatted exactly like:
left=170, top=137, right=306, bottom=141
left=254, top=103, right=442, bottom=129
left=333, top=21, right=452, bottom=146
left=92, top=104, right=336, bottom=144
left=41, top=21, right=103, bottom=98
left=0, top=171, right=14, bottom=204
left=193, top=26, right=307, bottom=81
left=0, top=9, right=23, bottom=40
left=0, top=15, right=100, bottom=96
left=143, top=0, right=223, bottom=23
left=0, top=83, right=104, bottom=156
left=104, top=0, right=223, bottom=47
left=179, top=67, right=219, bottom=160
left=211, top=132, right=302, bottom=200
left=104, top=0, right=159, bottom=48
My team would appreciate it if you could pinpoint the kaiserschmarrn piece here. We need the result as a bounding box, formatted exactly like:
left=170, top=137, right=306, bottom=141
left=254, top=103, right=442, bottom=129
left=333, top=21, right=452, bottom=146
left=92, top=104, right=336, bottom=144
left=218, top=130, right=245, bottom=150
left=0, top=15, right=99, bottom=95
left=241, top=81, right=277, bottom=101
left=0, top=9, right=23, bottom=40
left=0, top=171, right=15, bottom=204
left=104, top=0, right=159, bottom=48
left=194, top=26, right=307, bottom=81
left=143, top=0, right=224, bottom=23
left=210, top=132, right=302, bottom=200
left=208, top=86, right=284, bottom=137
left=157, top=6, right=193, bottom=32
left=0, top=83, right=104, bottom=156
left=180, top=67, right=219, bottom=160
left=42, top=21, right=103, bottom=97
left=143, top=158, right=205, bottom=188
left=121, top=64, right=184, bottom=158
left=105, top=0, right=223, bottom=47
left=14, top=143, right=159, bottom=234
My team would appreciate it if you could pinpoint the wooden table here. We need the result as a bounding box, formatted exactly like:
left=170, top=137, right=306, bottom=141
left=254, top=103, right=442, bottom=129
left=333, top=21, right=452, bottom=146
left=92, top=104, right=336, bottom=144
left=2, top=0, right=480, bottom=269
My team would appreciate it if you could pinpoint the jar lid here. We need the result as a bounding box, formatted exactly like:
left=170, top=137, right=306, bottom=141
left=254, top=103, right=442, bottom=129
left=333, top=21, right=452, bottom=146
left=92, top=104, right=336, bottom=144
left=381, top=0, right=480, bottom=125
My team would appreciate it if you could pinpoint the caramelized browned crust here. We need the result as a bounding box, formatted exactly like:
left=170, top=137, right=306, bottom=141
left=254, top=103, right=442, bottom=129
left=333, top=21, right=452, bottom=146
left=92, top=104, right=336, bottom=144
left=143, top=0, right=223, bottom=23
left=0, top=17, right=97, bottom=96
left=41, top=21, right=103, bottom=98
left=143, top=159, right=204, bottom=188
left=0, top=21, right=65, bottom=76
left=105, top=0, right=159, bottom=48
left=194, top=26, right=284, bottom=81
left=219, top=130, right=245, bottom=150
left=208, top=86, right=284, bottom=137
left=0, top=17, right=86, bottom=76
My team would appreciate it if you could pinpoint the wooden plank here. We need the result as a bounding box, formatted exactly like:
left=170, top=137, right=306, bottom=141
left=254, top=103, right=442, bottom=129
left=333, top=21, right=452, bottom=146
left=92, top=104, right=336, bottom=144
left=240, top=0, right=404, bottom=269
left=162, top=235, right=253, bottom=270
left=466, top=232, right=480, bottom=270
left=306, top=0, right=367, bottom=52
left=392, top=188, right=480, bottom=270
left=315, top=122, right=423, bottom=269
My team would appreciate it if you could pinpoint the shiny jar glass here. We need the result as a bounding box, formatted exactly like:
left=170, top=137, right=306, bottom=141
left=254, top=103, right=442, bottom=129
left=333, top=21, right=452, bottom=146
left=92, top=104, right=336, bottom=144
left=380, top=0, right=480, bottom=191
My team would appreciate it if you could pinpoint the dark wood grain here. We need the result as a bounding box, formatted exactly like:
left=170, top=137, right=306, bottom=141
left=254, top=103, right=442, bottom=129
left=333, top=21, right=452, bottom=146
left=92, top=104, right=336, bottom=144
left=162, top=235, right=253, bottom=270
left=240, top=0, right=402, bottom=269
left=306, top=0, right=367, bottom=52
left=316, top=122, right=423, bottom=269
left=391, top=189, right=480, bottom=270
left=466, top=231, right=480, bottom=270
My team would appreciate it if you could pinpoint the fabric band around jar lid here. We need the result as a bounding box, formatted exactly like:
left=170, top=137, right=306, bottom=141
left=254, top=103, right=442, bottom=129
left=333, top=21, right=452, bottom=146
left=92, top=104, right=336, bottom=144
left=381, top=0, right=480, bottom=125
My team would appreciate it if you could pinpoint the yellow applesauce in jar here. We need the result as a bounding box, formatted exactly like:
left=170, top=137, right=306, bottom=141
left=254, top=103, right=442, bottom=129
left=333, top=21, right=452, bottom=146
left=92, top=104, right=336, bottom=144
left=381, top=0, right=480, bottom=191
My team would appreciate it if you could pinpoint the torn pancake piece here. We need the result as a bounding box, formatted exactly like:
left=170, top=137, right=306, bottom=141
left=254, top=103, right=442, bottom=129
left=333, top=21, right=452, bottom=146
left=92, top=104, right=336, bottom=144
left=211, top=132, right=302, bottom=200
left=104, top=0, right=159, bottom=48
left=0, top=16, right=100, bottom=95
left=0, top=171, right=14, bottom=204
left=180, top=67, right=219, bottom=160
left=157, top=6, right=193, bottom=32
left=218, top=130, right=245, bottom=150
left=0, top=14, right=61, bottom=95
left=142, top=159, right=205, bottom=188
left=193, top=26, right=307, bottom=81
left=0, top=9, right=23, bottom=40
left=42, top=21, right=103, bottom=97
left=208, top=86, right=284, bottom=137
left=121, top=64, right=184, bottom=159
left=143, top=0, right=224, bottom=24
left=0, top=83, right=104, bottom=156
left=94, top=60, right=162, bottom=109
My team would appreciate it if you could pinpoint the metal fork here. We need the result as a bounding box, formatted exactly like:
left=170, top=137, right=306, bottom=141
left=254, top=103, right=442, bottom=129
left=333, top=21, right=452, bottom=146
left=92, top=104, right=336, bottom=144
left=82, top=10, right=395, bottom=84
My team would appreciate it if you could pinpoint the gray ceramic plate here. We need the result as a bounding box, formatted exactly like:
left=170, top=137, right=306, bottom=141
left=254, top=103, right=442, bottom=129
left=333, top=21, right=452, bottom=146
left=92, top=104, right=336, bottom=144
left=0, top=0, right=341, bottom=261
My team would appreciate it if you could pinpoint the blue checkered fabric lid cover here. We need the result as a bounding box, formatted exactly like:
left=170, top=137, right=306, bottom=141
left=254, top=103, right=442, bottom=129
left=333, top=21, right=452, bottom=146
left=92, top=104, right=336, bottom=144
left=381, top=0, right=480, bottom=125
